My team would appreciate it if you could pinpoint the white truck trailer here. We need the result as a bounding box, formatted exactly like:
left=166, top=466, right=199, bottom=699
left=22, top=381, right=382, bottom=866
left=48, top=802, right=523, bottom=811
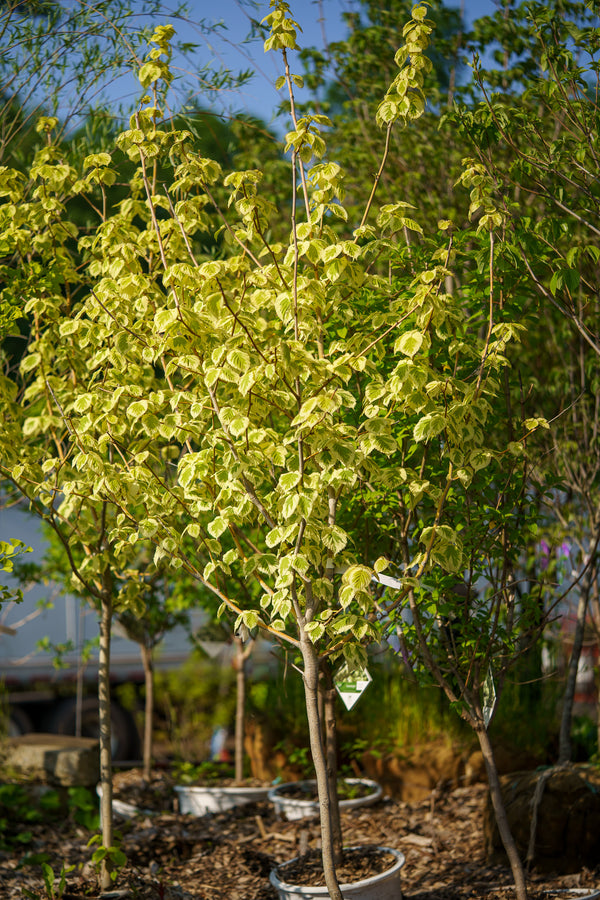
left=0, top=505, right=207, bottom=760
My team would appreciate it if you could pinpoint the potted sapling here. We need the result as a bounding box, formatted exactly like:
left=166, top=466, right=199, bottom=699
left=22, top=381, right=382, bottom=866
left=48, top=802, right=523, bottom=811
left=173, top=623, right=273, bottom=815
left=26, top=6, right=552, bottom=899
left=268, top=659, right=382, bottom=822
left=169, top=562, right=275, bottom=814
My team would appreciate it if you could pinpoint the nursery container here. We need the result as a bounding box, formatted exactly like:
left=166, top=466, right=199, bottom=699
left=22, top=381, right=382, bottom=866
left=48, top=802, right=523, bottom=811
left=175, top=782, right=270, bottom=815
left=270, top=846, right=405, bottom=900
left=268, top=778, right=382, bottom=821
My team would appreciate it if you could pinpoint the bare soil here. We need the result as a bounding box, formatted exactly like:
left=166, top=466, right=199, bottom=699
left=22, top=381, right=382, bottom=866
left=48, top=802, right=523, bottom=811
left=2, top=773, right=599, bottom=900
left=276, top=846, right=398, bottom=886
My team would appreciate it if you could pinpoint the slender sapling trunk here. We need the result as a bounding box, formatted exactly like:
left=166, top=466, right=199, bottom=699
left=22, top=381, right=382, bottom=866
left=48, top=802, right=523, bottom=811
left=76, top=602, right=85, bottom=738
left=234, top=635, right=251, bottom=784
left=98, top=591, right=114, bottom=892
left=558, top=568, right=593, bottom=763
left=477, top=723, right=528, bottom=900
left=299, top=630, right=343, bottom=900
left=321, top=662, right=342, bottom=865
left=140, top=642, right=154, bottom=780
left=591, top=581, right=600, bottom=756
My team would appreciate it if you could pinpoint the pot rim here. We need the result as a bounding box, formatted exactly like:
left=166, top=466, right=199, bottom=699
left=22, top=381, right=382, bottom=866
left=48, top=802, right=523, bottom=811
left=540, top=893, right=600, bottom=899
left=270, top=845, right=405, bottom=892
left=174, top=783, right=270, bottom=795
left=268, top=777, right=381, bottom=805
left=96, top=782, right=153, bottom=817
left=488, top=890, right=600, bottom=899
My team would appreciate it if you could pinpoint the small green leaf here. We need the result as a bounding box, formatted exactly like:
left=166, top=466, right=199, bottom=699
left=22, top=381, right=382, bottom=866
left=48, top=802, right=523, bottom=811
left=127, top=400, right=148, bottom=420
left=523, top=417, right=549, bottom=431
left=207, top=517, right=228, bottom=538
left=322, top=525, right=348, bottom=554
left=394, top=330, right=424, bottom=358
left=414, top=413, right=446, bottom=443
left=20, top=352, right=41, bottom=374
left=281, top=493, right=299, bottom=518
left=343, top=565, right=372, bottom=592
left=266, top=527, right=283, bottom=548
left=279, top=472, right=301, bottom=491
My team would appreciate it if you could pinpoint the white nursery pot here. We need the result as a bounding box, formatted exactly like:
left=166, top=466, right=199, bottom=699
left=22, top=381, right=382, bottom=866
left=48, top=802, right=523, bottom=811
left=175, top=783, right=270, bottom=815
left=97, top=782, right=154, bottom=820
left=487, top=892, right=600, bottom=900
left=270, top=846, right=405, bottom=900
left=529, top=893, right=600, bottom=899
left=268, top=778, right=382, bottom=821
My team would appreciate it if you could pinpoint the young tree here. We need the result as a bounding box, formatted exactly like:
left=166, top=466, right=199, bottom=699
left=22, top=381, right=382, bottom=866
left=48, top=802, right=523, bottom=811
left=520, top=312, right=600, bottom=764
left=31, top=528, right=188, bottom=778
left=1, top=6, right=561, bottom=899
left=450, top=0, right=600, bottom=764
left=0, top=125, right=177, bottom=890
left=0, top=10, right=549, bottom=900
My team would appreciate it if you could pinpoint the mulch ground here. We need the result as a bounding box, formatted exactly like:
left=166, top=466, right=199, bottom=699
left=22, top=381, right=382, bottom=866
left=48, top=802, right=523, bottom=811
left=2, top=772, right=599, bottom=899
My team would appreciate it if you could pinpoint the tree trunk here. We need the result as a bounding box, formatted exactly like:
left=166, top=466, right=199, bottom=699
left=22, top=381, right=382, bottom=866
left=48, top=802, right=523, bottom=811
left=591, top=580, right=600, bottom=756
left=477, top=723, right=528, bottom=900
left=98, top=591, right=114, bottom=892
left=234, top=635, right=247, bottom=784
left=76, top=601, right=85, bottom=738
left=321, top=662, right=342, bottom=865
left=140, top=642, right=154, bottom=781
left=299, top=632, right=342, bottom=900
left=558, top=567, right=593, bottom=763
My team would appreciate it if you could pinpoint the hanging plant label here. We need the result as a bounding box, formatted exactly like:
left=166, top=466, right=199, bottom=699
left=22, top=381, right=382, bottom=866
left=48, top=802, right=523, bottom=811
left=334, top=662, right=372, bottom=710
left=482, top=667, right=496, bottom=727
left=197, top=640, right=229, bottom=660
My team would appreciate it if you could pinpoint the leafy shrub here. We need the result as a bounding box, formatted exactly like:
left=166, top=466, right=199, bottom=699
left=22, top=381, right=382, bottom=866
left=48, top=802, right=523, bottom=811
left=0, top=783, right=44, bottom=850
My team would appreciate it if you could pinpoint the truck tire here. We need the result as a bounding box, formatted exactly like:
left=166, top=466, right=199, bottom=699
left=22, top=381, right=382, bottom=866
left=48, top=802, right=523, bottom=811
left=7, top=704, right=33, bottom=737
left=44, top=697, right=140, bottom=762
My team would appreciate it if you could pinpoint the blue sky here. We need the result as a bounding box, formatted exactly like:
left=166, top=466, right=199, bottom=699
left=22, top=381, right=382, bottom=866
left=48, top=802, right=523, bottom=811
left=191, top=0, right=499, bottom=124
left=71, top=0, right=500, bottom=132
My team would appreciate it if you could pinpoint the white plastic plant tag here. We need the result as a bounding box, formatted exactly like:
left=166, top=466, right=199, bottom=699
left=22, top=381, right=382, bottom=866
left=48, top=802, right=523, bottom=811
left=197, top=640, right=229, bottom=660
left=482, top=667, right=496, bottom=728
left=334, top=662, right=372, bottom=710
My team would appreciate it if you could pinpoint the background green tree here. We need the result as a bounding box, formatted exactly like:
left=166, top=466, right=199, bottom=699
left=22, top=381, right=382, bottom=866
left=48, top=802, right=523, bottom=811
left=449, top=0, right=600, bottom=763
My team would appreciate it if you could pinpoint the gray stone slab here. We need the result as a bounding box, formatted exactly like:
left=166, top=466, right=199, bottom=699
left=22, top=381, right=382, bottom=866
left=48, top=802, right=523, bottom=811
left=2, top=733, right=100, bottom=787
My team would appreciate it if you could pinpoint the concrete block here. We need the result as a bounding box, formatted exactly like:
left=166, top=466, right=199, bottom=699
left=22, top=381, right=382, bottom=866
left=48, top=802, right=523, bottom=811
left=2, top=733, right=100, bottom=787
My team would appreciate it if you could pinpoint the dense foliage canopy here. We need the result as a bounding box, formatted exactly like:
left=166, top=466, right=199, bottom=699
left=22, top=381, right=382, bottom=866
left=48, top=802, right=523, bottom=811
left=1, top=1, right=599, bottom=896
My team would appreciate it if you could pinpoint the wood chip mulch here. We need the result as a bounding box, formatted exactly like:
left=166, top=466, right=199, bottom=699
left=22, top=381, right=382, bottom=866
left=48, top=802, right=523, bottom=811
left=2, top=777, right=599, bottom=899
